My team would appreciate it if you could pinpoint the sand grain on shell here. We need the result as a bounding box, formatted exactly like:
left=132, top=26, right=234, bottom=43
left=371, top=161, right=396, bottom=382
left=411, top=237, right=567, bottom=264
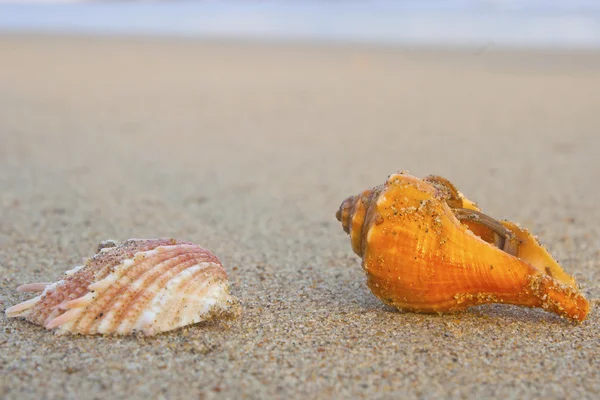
left=0, top=35, right=599, bottom=399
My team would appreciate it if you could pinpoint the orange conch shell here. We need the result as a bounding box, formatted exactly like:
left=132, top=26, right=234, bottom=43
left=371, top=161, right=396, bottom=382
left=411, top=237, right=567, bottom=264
left=336, top=172, right=589, bottom=322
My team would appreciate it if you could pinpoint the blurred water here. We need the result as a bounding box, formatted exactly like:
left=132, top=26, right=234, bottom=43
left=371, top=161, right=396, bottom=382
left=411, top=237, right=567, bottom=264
left=0, top=1, right=599, bottom=48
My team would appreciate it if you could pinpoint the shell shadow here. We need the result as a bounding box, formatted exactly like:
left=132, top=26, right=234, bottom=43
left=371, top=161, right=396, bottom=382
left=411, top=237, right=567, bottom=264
left=348, top=289, right=577, bottom=325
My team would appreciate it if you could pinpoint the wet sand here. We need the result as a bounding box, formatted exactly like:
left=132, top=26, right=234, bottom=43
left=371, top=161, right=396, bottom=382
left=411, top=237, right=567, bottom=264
left=0, top=35, right=599, bottom=399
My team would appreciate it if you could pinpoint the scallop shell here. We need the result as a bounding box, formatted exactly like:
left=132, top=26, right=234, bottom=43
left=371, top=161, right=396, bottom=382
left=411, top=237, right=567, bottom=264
left=6, top=238, right=240, bottom=335
left=336, top=172, right=589, bottom=322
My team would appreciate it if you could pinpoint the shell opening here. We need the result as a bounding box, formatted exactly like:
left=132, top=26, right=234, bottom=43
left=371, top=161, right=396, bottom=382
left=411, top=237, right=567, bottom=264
left=452, top=208, right=520, bottom=256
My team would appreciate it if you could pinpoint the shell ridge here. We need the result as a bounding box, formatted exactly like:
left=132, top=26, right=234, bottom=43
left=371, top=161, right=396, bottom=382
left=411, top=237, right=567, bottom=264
left=92, top=248, right=210, bottom=334
left=112, top=257, right=212, bottom=334
left=158, top=263, right=227, bottom=332
left=5, top=295, right=43, bottom=317
left=147, top=262, right=216, bottom=319
left=16, top=282, right=53, bottom=293
left=167, top=279, right=229, bottom=332
left=108, top=251, right=216, bottom=333
left=137, top=265, right=216, bottom=335
left=76, top=250, right=199, bottom=333
left=86, top=239, right=181, bottom=284
left=63, top=291, right=96, bottom=310
left=46, top=308, right=82, bottom=330
left=26, top=262, right=96, bottom=324
left=75, top=247, right=196, bottom=334
left=64, top=265, right=85, bottom=276
left=24, top=280, right=67, bottom=324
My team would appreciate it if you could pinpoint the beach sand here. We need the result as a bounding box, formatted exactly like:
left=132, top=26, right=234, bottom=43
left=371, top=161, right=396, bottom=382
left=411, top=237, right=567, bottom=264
left=0, top=35, right=599, bottom=399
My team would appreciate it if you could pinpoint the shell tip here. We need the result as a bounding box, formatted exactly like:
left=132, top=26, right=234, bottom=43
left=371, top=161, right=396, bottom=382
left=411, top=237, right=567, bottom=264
left=5, top=295, right=43, bottom=317
left=46, top=308, right=80, bottom=330
left=16, top=282, right=52, bottom=293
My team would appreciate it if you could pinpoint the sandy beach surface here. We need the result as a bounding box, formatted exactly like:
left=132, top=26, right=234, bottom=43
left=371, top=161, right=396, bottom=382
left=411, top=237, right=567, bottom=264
left=0, top=35, right=599, bottom=399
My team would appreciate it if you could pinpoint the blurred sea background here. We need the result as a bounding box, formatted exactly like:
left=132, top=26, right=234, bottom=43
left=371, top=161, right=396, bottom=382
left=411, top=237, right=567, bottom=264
left=1, top=0, right=599, bottom=49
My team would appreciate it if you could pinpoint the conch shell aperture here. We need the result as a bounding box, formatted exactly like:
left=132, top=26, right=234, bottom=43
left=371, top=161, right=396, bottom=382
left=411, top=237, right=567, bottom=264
left=6, top=238, right=240, bottom=335
left=336, top=172, right=589, bottom=322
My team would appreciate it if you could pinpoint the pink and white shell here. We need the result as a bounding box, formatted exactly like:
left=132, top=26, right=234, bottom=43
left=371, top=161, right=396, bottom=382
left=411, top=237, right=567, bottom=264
left=5, top=238, right=240, bottom=336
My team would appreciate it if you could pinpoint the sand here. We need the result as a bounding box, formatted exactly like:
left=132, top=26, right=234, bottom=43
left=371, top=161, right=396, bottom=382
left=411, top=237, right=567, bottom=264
left=0, top=34, right=599, bottom=399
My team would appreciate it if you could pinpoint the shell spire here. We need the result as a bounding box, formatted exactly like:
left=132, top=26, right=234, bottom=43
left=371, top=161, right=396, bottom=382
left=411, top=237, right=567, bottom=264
left=6, top=238, right=240, bottom=336
left=336, top=172, right=589, bottom=322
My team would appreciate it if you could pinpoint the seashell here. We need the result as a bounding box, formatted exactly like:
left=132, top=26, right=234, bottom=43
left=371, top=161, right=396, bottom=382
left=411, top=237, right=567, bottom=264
left=336, top=172, right=589, bottom=322
left=6, top=238, right=240, bottom=335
